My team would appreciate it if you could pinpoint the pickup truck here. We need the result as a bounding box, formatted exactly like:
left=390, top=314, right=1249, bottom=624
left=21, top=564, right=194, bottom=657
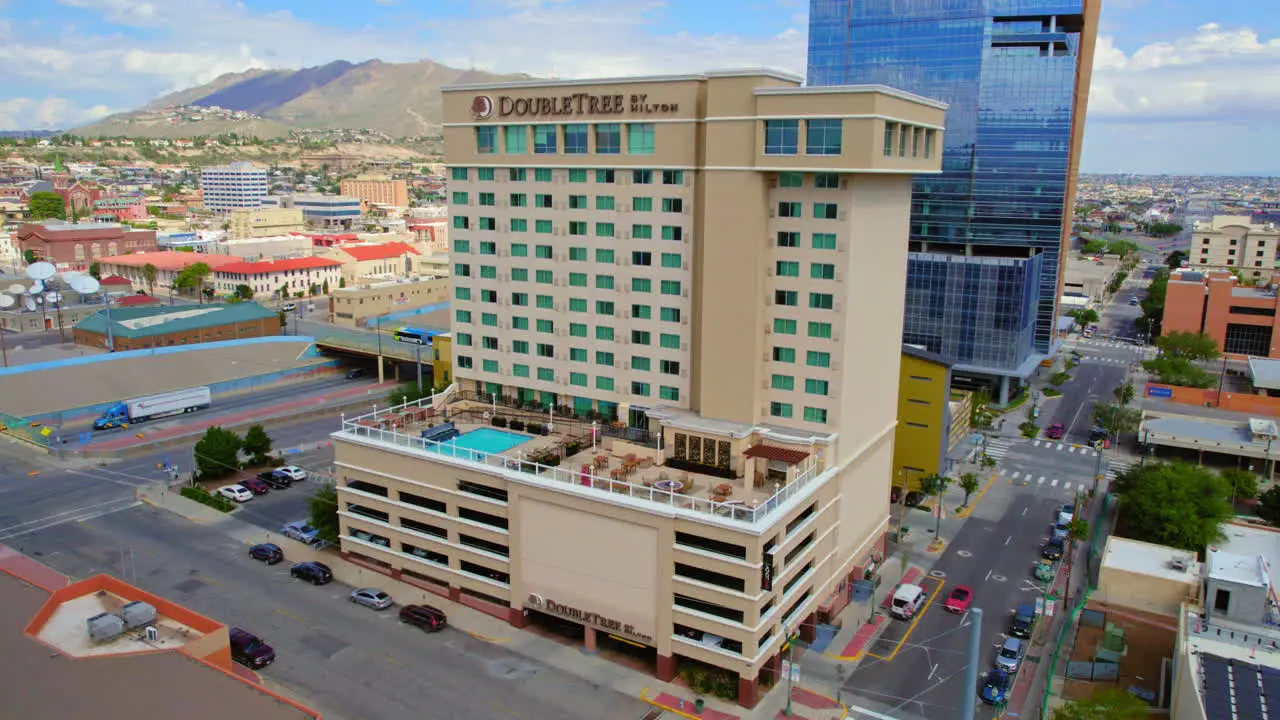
left=94, top=386, right=212, bottom=430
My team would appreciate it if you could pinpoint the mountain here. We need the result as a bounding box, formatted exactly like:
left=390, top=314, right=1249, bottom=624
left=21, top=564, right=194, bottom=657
left=72, top=59, right=531, bottom=139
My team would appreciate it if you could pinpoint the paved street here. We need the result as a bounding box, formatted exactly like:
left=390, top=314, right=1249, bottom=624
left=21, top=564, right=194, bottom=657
left=14, top=504, right=650, bottom=720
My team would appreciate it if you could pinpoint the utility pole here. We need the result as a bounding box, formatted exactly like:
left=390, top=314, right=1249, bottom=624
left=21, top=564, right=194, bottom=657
left=784, top=625, right=797, bottom=716
left=415, top=343, right=423, bottom=394
left=962, top=607, right=983, bottom=720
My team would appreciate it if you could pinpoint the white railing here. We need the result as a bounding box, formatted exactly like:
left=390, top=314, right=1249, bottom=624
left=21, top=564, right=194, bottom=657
left=337, top=408, right=822, bottom=527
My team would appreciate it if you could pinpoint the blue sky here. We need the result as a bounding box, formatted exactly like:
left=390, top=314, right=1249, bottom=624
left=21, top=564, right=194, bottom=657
left=1, top=0, right=1278, bottom=175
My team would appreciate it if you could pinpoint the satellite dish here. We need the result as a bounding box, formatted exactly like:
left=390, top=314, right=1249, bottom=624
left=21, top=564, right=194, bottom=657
left=69, top=275, right=100, bottom=294
left=45, top=292, right=62, bottom=304
left=29, top=282, right=43, bottom=294
left=26, top=262, right=56, bottom=281
left=0, top=295, right=14, bottom=309
left=24, top=296, right=35, bottom=311
left=6, top=283, right=24, bottom=294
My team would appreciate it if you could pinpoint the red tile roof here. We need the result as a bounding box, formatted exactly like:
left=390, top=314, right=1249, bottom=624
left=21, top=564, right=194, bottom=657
left=216, top=256, right=343, bottom=275
left=99, top=275, right=132, bottom=286
left=98, top=251, right=243, bottom=272
left=338, top=242, right=420, bottom=261
left=113, top=294, right=160, bottom=307
left=743, top=443, right=810, bottom=465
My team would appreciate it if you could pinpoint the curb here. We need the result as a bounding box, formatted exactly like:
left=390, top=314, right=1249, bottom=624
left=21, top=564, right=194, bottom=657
left=953, top=471, right=999, bottom=519
left=792, top=688, right=850, bottom=720
left=639, top=688, right=722, bottom=720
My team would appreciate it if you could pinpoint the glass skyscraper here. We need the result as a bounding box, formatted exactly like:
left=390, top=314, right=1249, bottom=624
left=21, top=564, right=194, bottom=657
left=808, top=0, right=1098, bottom=400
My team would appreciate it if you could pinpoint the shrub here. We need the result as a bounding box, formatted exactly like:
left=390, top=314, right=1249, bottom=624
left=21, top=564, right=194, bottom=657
left=509, top=419, right=526, bottom=432
left=491, top=416, right=508, bottom=428
left=179, top=486, right=236, bottom=513
left=1043, top=387, right=1062, bottom=397
left=1049, top=372, right=1071, bottom=386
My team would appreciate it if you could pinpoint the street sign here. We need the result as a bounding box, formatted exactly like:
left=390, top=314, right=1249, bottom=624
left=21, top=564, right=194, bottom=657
left=1046, top=599, right=1057, bottom=617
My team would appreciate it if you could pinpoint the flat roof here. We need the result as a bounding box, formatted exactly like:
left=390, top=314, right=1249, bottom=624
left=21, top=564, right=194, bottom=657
left=1208, top=549, right=1269, bottom=588
left=1145, top=415, right=1256, bottom=445
left=1250, top=357, right=1280, bottom=391
left=1101, top=536, right=1199, bottom=583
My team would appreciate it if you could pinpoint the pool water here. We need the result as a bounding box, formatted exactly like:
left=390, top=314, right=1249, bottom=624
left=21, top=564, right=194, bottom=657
left=429, top=427, right=531, bottom=459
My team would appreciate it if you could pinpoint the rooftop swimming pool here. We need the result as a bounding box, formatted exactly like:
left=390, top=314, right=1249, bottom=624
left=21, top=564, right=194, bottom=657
left=427, top=427, right=531, bottom=459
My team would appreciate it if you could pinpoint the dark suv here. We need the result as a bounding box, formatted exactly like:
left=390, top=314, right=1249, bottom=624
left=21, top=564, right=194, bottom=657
left=248, top=543, right=283, bottom=564
left=229, top=628, right=275, bottom=668
left=399, top=604, right=447, bottom=632
left=289, top=561, right=333, bottom=585
left=258, top=470, right=291, bottom=489
left=1009, top=604, right=1036, bottom=639
left=1042, top=538, right=1065, bottom=561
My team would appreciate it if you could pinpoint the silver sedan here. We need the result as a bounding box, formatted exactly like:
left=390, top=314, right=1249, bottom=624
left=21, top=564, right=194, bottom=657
left=350, top=588, right=394, bottom=610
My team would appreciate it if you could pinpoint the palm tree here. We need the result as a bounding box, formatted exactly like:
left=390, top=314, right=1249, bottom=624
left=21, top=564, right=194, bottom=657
left=186, top=262, right=212, bottom=304
left=141, top=263, right=157, bottom=295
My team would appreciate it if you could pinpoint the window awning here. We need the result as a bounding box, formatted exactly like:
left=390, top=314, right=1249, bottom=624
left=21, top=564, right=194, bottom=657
left=743, top=443, right=810, bottom=465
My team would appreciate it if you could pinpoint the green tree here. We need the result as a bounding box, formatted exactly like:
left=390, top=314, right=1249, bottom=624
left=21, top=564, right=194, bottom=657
left=233, top=284, right=253, bottom=300
left=959, top=472, right=981, bottom=506
left=1111, top=461, right=1231, bottom=551
left=919, top=473, right=951, bottom=536
left=1142, top=356, right=1215, bottom=388
left=1147, top=222, right=1183, bottom=238
left=322, top=279, right=330, bottom=295
left=22, top=249, right=38, bottom=265
left=1166, top=250, right=1187, bottom=269
left=242, top=424, right=273, bottom=466
left=28, top=191, right=65, bottom=220
left=1106, top=239, right=1141, bottom=257
left=387, top=382, right=431, bottom=407
left=87, top=262, right=101, bottom=279
left=1093, top=402, right=1141, bottom=439
left=192, top=426, right=242, bottom=481
left=1082, top=239, right=1108, bottom=255
left=1258, top=486, right=1280, bottom=526
left=1113, top=381, right=1135, bottom=407
left=1073, top=307, right=1099, bottom=334
left=1052, top=688, right=1149, bottom=720
left=141, top=263, right=157, bottom=295
left=1221, top=468, right=1259, bottom=503
left=174, top=262, right=212, bottom=304
left=1157, top=330, right=1220, bottom=361
left=308, top=484, right=340, bottom=545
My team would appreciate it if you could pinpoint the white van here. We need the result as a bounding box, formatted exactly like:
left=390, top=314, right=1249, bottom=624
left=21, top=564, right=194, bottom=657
left=891, top=583, right=927, bottom=620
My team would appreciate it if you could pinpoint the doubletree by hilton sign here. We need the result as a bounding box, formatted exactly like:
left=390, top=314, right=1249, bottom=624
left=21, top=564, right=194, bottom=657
left=471, top=93, right=679, bottom=119
left=527, top=595, right=654, bottom=645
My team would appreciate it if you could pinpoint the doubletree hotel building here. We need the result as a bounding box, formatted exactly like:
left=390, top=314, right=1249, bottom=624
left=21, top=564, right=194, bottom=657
left=331, top=69, right=945, bottom=707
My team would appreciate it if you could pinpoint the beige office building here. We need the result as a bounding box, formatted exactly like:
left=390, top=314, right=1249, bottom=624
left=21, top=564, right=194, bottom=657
left=330, top=69, right=945, bottom=708
left=227, top=207, right=306, bottom=240
left=328, top=276, right=449, bottom=328
left=1191, top=215, right=1280, bottom=280
left=340, top=175, right=410, bottom=209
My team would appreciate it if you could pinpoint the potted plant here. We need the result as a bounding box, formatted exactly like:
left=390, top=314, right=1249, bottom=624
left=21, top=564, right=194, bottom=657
left=509, top=419, right=526, bottom=432
left=492, top=416, right=508, bottom=428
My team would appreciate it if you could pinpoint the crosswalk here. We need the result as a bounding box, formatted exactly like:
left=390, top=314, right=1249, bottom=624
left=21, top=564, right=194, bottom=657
left=1106, top=460, right=1131, bottom=482
left=984, top=437, right=1015, bottom=461
left=1001, top=469, right=1083, bottom=493
left=1078, top=355, right=1137, bottom=365
left=1028, top=439, right=1098, bottom=456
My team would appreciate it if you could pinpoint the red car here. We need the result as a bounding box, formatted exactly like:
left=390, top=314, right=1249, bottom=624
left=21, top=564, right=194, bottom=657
left=1045, top=423, right=1065, bottom=440
left=239, top=477, right=271, bottom=495
left=944, top=586, right=973, bottom=614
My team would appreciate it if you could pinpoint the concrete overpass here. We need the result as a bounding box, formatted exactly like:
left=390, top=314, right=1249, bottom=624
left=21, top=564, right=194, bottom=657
left=306, top=326, right=442, bottom=383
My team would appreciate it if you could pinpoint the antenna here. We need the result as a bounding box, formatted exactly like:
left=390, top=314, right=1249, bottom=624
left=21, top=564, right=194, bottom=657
left=26, top=262, right=56, bottom=281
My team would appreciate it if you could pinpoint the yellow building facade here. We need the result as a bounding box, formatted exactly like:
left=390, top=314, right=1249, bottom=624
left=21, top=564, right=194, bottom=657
left=893, top=345, right=957, bottom=492
left=431, top=333, right=453, bottom=389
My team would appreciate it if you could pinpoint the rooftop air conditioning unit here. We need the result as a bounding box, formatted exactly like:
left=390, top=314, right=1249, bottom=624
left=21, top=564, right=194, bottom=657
left=87, top=612, right=126, bottom=644
left=1170, top=558, right=1189, bottom=573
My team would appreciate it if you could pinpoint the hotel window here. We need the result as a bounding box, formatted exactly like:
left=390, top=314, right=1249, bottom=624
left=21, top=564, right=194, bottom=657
left=775, top=290, right=798, bottom=306
left=535, top=168, right=553, bottom=182
left=479, top=168, right=496, bottom=181
left=632, top=224, right=653, bottom=240
left=511, top=292, right=527, bottom=305
left=660, top=252, right=681, bottom=269
left=453, top=216, right=469, bottom=230
left=569, top=247, right=587, bottom=261
left=508, top=193, right=526, bottom=207
left=537, top=342, right=555, bottom=357
left=596, top=300, right=615, bottom=315
left=535, top=193, right=552, bottom=208
left=568, top=221, right=587, bottom=236
left=482, top=359, right=499, bottom=373
left=776, top=261, right=800, bottom=277
left=632, top=279, right=652, bottom=295
left=660, top=280, right=681, bottom=296
left=505, top=126, right=528, bottom=154
left=476, top=126, right=498, bottom=154
left=456, top=333, right=473, bottom=347
left=535, top=270, right=553, bottom=284
left=661, top=226, right=683, bottom=241
left=814, top=203, right=838, bottom=220
left=627, top=123, right=655, bottom=155
left=777, top=172, right=803, bottom=188
left=811, top=263, right=835, bottom=280
left=456, top=309, right=472, bottom=323
left=479, top=240, right=496, bottom=255
left=454, top=287, right=471, bottom=301
left=805, top=379, right=829, bottom=396
left=778, top=202, right=802, bottom=218
left=509, top=168, right=526, bottom=182
left=568, top=168, right=587, bottom=183
left=660, top=307, right=681, bottom=323
left=633, top=169, right=653, bottom=184
left=632, top=252, right=653, bottom=267
left=806, top=119, right=842, bottom=156
left=596, top=248, right=615, bottom=264
left=510, top=242, right=528, bottom=256
left=569, top=273, right=588, bottom=288
left=662, top=198, right=683, bottom=213
left=660, top=333, right=680, bottom=349
left=570, top=372, right=588, bottom=386
left=510, top=218, right=528, bottom=232
left=659, top=386, right=679, bottom=401
left=777, top=231, right=799, bottom=248
left=633, top=197, right=653, bottom=212
left=774, top=318, right=797, bottom=335
left=479, top=192, right=495, bottom=206
left=570, top=324, right=588, bottom=338
left=533, top=125, right=557, bottom=154
left=452, top=191, right=469, bottom=205
left=806, top=350, right=831, bottom=368
left=481, top=289, right=498, bottom=303
left=764, top=120, right=800, bottom=155
left=808, top=321, right=833, bottom=339
left=535, top=245, right=553, bottom=259
left=451, top=167, right=468, bottom=181
left=457, top=356, right=473, bottom=369
left=535, top=220, right=553, bottom=234
left=633, top=330, right=651, bottom=345
left=596, top=195, right=615, bottom=211
left=662, top=170, right=683, bottom=185
left=595, top=222, right=615, bottom=238
left=569, top=194, right=587, bottom=209
left=772, top=374, right=795, bottom=391
left=924, top=130, right=935, bottom=158
left=537, top=368, right=555, bottom=382
left=659, top=359, right=680, bottom=376
left=481, top=265, right=499, bottom=279
left=596, top=275, right=615, bottom=290
left=569, top=347, right=587, bottom=362
left=631, top=382, right=651, bottom=396
left=512, top=364, right=530, bottom=378
left=595, top=351, right=614, bottom=366
left=815, top=173, right=839, bottom=189
left=512, top=316, right=528, bottom=330
left=631, top=356, right=651, bottom=371
left=804, top=407, right=828, bottom=424
left=596, top=169, right=616, bottom=184
left=453, top=239, right=470, bottom=252
left=454, top=263, right=471, bottom=276
left=883, top=123, right=896, bottom=156
left=512, top=340, right=528, bottom=354
left=812, top=233, right=837, bottom=250
left=537, top=319, right=554, bottom=333
left=809, top=293, right=834, bottom=310
left=770, top=402, right=793, bottom=419
left=595, top=123, right=621, bottom=154
left=596, top=326, right=614, bottom=341
left=569, top=298, right=587, bottom=312
left=564, top=124, right=589, bottom=154
left=898, top=125, right=908, bottom=156
left=595, top=376, right=615, bottom=391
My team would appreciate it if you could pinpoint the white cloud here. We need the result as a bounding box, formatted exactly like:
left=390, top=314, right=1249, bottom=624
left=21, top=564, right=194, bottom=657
left=1090, top=23, right=1280, bottom=122
left=0, top=97, right=115, bottom=129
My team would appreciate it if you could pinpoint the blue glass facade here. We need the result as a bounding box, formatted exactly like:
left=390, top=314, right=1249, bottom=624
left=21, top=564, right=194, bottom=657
left=809, top=0, right=1091, bottom=376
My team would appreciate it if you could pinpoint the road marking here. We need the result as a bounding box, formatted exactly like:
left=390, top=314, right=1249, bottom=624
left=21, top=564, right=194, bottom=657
left=1032, top=440, right=1041, bottom=448
left=1056, top=443, right=1064, bottom=451
left=865, top=577, right=945, bottom=662
left=985, top=569, right=993, bottom=582
left=274, top=608, right=308, bottom=626
left=1038, top=476, right=1046, bottom=485
left=1011, top=471, right=1021, bottom=480
left=1005, top=535, right=1012, bottom=546
left=1068, top=446, right=1076, bottom=454
left=0, top=498, right=142, bottom=541
left=928, top=663, right=939, bottom=681
left=1021, top=507, right=1028, bottom=517
left=1050, top=479, right=1059, bottom=487
left=1063, top=482, right=1072, bottom=491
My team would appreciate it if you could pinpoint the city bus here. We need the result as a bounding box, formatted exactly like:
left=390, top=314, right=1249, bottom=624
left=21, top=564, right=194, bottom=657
left=392, top=327, right=430, bottom=345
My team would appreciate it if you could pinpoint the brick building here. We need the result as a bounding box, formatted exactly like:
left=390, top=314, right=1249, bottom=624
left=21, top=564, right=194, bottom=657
left=340, top=175, right=410, bottom=210
left=1163, top=269, right=1280, bottom=358
left=14, top=221, right=159, bottom=271
left=73, top=302, right=283, bottom=351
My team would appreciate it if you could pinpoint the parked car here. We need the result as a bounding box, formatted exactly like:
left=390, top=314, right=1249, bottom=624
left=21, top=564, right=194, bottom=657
left=1042, top=538, right=1065, bottom=561
left=1009, top=604, right=1037, bottom=639
left=280, top=521, right=320, bottom=545
left=1044, top=423, right=1065, bottom=440
left=281, top=303, right=297, bottom=312
left=981, top=669, right=1012, bottom=705
left=239, top=477, right=271, bottom=495
left=1057, top=504, right=1075, bottom=527
left=229, top=628, right=275, bottom=669
left=289, top=561, right=333, bottom=585
left=248, top=543, right=283, bottom=564
left=259, top=470, right=292, bottom=489
left=1034, top=560, right=1056, bottom=583
left=1129, top=296, right=1139, bottom=306
left=903, top=491, right=924, bottom=508
left=944, top=586, right=973, bottom=614
left=217, top=484, right=253, bottom=503
left=995, top=637, right=1024, bottom=672
left=399, top=604, right=448, bottom=632
left=274, top=465, right=308, bottom=482
left=344, top=367, right=367, bottom=380
left=350, top=588, right=394, bottom=610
